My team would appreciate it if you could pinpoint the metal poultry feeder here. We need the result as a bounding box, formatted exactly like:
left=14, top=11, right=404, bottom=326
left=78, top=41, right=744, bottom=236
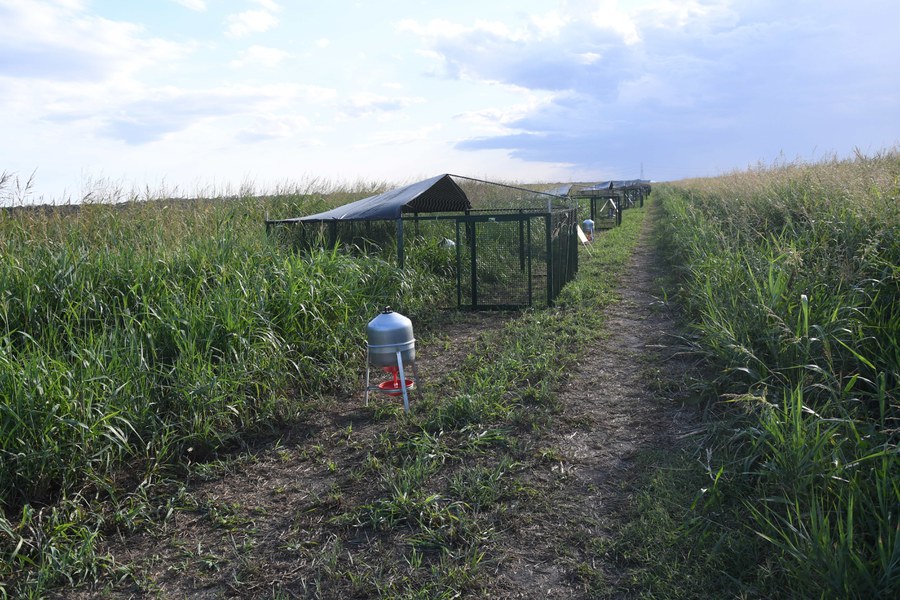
left=364, top=307, right=420, bottom=413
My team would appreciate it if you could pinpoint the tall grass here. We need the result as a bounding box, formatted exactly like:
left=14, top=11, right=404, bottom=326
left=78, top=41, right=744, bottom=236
left=0, top=180, right=449, bottom=593
left=656, top=150, right=899, bottom=597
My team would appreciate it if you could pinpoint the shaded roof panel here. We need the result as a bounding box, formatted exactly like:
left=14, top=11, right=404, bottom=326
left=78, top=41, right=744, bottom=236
left=612, top=179, right=652, bottom=189
left=269, top=174, right=471, bottom=223
left=547, top=184, right=573, bottom=196
left=584, top=181, right=615, bottom=191
left=580, top=179, right=652, bottom=192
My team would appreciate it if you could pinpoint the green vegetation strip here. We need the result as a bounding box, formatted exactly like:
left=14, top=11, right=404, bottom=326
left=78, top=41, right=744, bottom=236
left=653, top=152, right=899, bottom=598
left=270, top=209, right=646, bottom=597
left=0, top=198, right=645, bottom=597
left=0, top=191, right=444, bottom=596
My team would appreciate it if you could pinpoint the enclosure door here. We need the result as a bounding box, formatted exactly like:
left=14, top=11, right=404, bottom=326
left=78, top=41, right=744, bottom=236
left=455, top=215, right=532, bottom=310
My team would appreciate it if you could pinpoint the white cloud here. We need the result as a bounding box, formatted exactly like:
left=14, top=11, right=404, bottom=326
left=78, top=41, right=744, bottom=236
left=529, top=11, right=568, bottom=37
left=0, top=1, right=188, bottom=82
left=172, top=0, right=206, bottom=11
left=250, top=0, right=281, bottom=11
left=399, top=14, right=620, bottom=90
left=4, top=0, right=899, bottom=201
left=339, top=93, right=425, bottom=119
left=34, top=83, right=312, bottom=145
left=225, top=9, right=278, bottom=38
left=296, top=84, right=339, bottom=103
left=441, top=0, right=900, bottom=181
left=230, top=45, right=290, bottom=68
left=398, top=18, right=526, bottom=42
left=634, top=0, right=738, bottom=33
left=352, top=124, right=444, bottom=148
left=576, top=52, right=602, bottom=65
left=453, top=92, right=558, bottom=135
left=236, top=114, right=309, bottom=143
left=589, top=0, right=640, bottom=44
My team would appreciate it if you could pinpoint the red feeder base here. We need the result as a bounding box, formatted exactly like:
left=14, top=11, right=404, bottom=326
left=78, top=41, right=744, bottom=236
left=377, top=378, right=416, bottom=396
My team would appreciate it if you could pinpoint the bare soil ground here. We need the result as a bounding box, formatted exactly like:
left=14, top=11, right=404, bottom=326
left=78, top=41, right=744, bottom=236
left=486, top=223, right=695, bottom=598
left=71, top=216, right=693, bottom=599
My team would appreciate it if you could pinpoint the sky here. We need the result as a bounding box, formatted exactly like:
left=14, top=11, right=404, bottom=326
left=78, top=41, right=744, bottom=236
left=1, top=0, right=899, bottom=203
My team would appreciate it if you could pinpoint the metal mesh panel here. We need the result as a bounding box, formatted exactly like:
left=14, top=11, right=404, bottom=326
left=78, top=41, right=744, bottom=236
left=452, top=176, right=571, bottom=213
left=402, top=219, right=459, bottom=309
left=542, top=208, right=578, bottom=304
left=451, top=208, right=577, bottom=310
left=592, top=197, right=620, bottom=230
left=455, top=216, right=535, bottom=309
left=266, top=177, right=581, bottom=311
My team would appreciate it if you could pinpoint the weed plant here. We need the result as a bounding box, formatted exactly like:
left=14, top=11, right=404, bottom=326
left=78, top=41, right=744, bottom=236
left=655, top=150, right=899, bottom=597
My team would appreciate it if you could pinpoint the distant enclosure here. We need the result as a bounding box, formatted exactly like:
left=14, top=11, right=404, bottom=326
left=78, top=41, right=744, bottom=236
left=565, top=179, right=652, bottom=230
left=267, top=174, right=581, bottom=310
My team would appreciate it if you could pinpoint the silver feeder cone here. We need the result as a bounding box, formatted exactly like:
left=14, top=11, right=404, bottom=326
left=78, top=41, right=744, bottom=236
left=364, top=307, right=420, bottom=413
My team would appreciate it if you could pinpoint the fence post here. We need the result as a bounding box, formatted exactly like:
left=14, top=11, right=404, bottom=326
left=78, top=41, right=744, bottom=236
left=518, top=210, right=526, bottom=273
left=570, top=210, right=579, bottom=277
left=455, top=220, right=462, bottom=308
left=470, top=219, right=478, bottom=307
left=396, top=218, right=404, bottom=268
left=527, top=218, right=533, bottom=306
left=546, top=213, right=553, bottom=306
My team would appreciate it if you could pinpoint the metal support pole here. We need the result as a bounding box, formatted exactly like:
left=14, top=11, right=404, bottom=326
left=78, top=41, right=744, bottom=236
left=518, top=212, right=525, bottom=273
left=455, top=220, right=462, bottom=308
left=396, top=350, right=410, bottom=413
left=527, top=218, right=533, bottom=306
left=396, top=218, right=405, bottom=268
left=470, top=221, right=478, bottom=308
left=545, top=214, right=553, bottom=306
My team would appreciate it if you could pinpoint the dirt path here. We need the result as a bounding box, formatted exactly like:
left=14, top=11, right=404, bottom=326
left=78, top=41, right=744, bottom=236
left=489, top=216, right=694, bottom=598
left=77, top=213, right=692, bottom=599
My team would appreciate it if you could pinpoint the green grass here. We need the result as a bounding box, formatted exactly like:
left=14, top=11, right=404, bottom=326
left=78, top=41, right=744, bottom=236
left=0, top=175, right=646, bottom=597
left=6, top=150, right=893, bottom=599
left=652, top=150, right=899, bottom=598
left=217, top=208, right=643, bottom=599
left=0, top=182, right=450, bottom=596
left=312, top=210, right=645, bottom=596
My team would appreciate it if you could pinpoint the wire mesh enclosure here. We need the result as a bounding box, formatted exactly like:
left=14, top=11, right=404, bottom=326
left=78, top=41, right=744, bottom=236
left=452, top=209, right=578, bottom=310
left=568, top=180, right=651, bottom=230
left=266, top=174, right=580, bottom=310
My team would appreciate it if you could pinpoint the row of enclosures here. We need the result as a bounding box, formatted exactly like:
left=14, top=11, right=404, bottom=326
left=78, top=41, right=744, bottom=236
left=266, top=174, right=650, bottom=310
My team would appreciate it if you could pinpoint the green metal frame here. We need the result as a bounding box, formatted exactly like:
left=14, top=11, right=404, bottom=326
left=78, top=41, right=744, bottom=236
left=453, top=213, right=535, bottom=310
